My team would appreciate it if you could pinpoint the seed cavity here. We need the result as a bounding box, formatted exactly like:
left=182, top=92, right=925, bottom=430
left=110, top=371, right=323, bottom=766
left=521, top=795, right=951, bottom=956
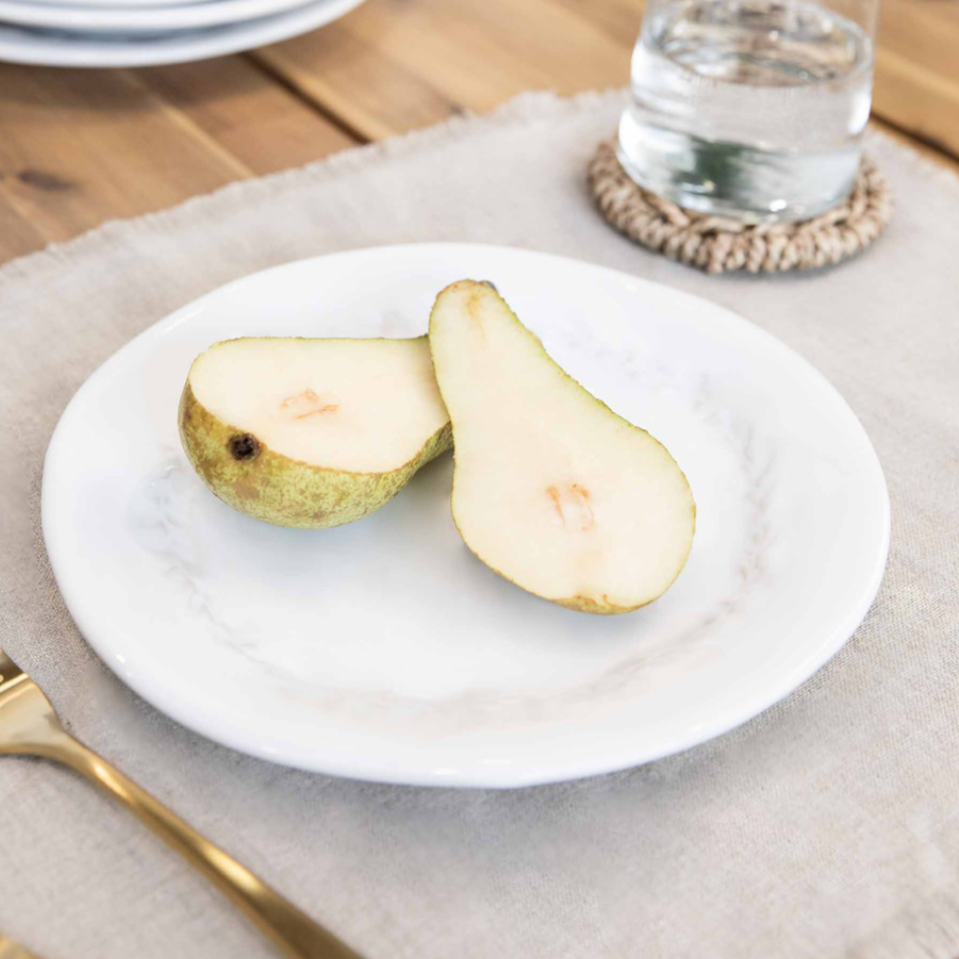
left=295, top=405, right=339, bottom=419
left=281, top=388, right=339, bottom=419
left=229, top=433, right=260, bottom=461
left=546, top=483, right=595, bottom=531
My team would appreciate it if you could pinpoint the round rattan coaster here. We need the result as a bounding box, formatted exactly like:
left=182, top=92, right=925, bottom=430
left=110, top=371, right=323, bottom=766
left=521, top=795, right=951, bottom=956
left=587, top=140, right=893, bottom=275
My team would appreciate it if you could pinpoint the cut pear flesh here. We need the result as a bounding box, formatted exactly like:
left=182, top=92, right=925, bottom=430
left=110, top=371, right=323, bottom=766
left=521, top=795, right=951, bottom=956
left=179, top=336, right=451, bottom=528
left=429, top=280, right=695, bottom=614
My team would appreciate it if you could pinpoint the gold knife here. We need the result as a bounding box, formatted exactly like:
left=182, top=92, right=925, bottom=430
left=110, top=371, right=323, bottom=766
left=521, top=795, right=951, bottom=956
left=0, top=932, right=44, bottom=959
left=0, top=645, right=365, bottom=959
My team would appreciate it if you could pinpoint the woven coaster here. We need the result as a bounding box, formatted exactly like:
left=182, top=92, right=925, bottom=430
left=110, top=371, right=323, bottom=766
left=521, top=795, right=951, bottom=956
left=588, top=140, right=893, bottom=275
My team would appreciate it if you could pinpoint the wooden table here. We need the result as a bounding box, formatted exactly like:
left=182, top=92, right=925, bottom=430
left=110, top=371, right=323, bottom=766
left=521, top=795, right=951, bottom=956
left=1, top=0, right=957, bottom=265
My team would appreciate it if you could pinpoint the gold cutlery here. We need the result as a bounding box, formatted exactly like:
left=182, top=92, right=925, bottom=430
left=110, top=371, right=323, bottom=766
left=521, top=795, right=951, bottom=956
left=0, top=646, right=364, bottom=959
left=0, top=932, right=44, bottom=959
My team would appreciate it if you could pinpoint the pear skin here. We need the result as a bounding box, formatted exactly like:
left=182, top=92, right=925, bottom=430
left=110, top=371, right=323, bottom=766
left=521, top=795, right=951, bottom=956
left=179, top=336, right=451, bottom=529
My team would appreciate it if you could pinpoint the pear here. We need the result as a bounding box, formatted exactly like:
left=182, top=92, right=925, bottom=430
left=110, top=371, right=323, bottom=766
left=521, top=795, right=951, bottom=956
left=429, top=280, right=695, bottom=614
left=179, top=336, right=451, bottom=528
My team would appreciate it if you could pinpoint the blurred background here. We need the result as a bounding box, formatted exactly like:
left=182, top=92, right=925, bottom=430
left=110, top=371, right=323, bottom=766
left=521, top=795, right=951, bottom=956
left=0, top=0, right=955, bottom=263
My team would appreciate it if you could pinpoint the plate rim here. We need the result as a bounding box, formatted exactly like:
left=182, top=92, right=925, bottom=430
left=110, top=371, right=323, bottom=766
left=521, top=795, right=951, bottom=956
left=0, top=0, right=327, bottom=35
left=41, top=242, right=891, bottom=788
left=0, top=0, right=365, bottom=67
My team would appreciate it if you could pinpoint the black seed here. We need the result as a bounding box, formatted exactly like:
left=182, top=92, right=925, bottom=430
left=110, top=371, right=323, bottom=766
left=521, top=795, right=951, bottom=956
left=229, top=433, right=260, bottom=461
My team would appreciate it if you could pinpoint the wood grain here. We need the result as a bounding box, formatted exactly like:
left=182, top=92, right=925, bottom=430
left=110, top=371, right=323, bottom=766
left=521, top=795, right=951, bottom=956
left=259, top=0, right=959, bottom=163
left=136, top=58, right=357, bottom=174
left=0, top=0, right=957, bottom=269
left=255, top=0, right=632, bottom=139
left=872, top=0, right=959, bottom=160
left=0, top=59, right=357, bottom=262
left=870, top=115, right=958, bottom=172
left=256, top=21, right=458, bottom=142
left=874, top=48, right=959, bottom=162
left=0, top=66, right=238, bottom=253
left=548, top=0, right=642, bottom=41
left=0, top=192, right=47, bottom=262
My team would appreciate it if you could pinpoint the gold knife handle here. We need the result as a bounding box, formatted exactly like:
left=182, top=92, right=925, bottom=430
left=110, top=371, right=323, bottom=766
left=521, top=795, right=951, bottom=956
left=0, top=933, right=45, bottom=959
left=37, top=731, right=364, bottom=959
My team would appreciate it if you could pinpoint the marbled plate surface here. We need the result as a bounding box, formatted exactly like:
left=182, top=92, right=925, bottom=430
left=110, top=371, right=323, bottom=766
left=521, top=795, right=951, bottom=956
left=42, top=244, right=889, bottom=787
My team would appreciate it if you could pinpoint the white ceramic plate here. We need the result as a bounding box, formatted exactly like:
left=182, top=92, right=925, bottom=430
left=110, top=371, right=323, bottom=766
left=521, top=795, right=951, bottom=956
left=42, top=244, right=889, bottom=788
left=21, top=0, right=249, bottom=11
left=0, top=0, right=363, bottom=66
left=23, top=0, right=263, bottom=10
left=0, top=0, right=326, bottom=35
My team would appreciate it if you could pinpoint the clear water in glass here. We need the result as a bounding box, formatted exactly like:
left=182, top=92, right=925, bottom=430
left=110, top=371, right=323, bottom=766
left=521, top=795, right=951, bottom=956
left=617, top=0, right=874, bottom=221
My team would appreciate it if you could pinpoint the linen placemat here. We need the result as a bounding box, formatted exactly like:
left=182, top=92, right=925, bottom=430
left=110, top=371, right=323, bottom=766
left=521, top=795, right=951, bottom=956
left=1, top=90, right=957, bottom=959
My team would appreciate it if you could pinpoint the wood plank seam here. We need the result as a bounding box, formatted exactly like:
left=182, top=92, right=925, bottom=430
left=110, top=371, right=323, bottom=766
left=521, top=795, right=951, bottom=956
left=244, top=52, right=373, bottom=145
left=120, top=70, right=256, bottom=180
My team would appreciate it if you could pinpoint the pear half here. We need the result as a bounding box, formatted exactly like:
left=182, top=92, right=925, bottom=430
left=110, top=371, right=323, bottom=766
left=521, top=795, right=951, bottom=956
left=179, top=336, right=451, bottom=528
left=429, top=280, right=695, bottom=614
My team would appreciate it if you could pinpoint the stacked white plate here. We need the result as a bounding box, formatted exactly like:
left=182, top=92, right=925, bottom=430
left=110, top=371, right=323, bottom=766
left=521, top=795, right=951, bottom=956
left=0, top=0, right=365, bottom=66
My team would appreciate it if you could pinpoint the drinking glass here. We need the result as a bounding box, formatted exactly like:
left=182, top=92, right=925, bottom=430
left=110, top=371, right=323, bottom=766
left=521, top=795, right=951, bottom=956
left=617, top=0, right=879, bottom=221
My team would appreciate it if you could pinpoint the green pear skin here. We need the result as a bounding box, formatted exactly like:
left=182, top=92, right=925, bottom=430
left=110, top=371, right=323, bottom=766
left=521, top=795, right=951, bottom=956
left=178, top=336, right=452, bottom=529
